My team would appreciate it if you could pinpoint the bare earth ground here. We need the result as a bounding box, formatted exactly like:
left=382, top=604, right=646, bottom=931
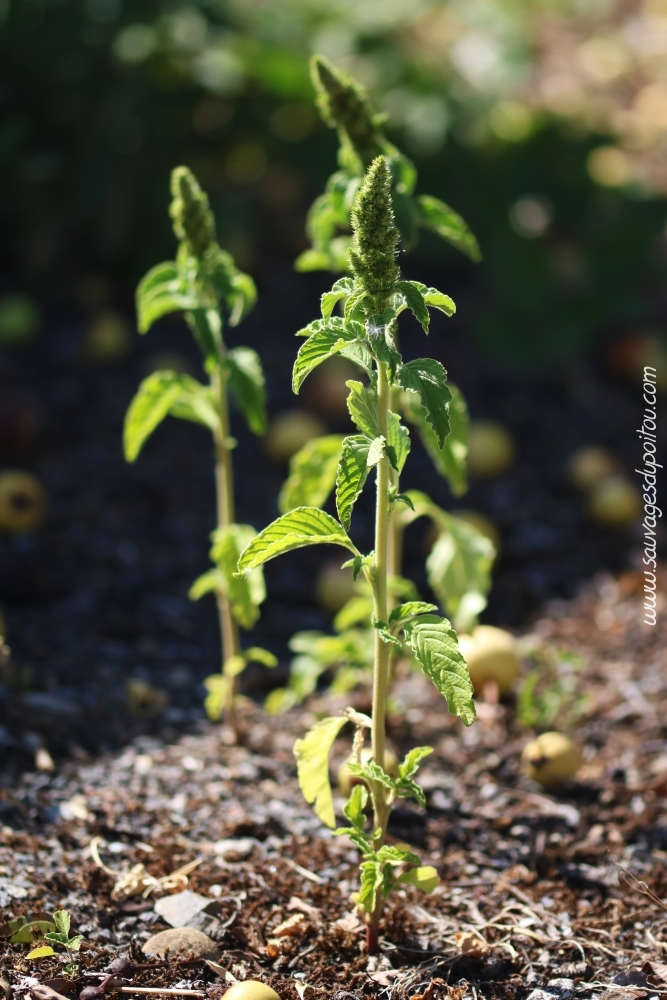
left=1, top=568, right=666, bottom=1000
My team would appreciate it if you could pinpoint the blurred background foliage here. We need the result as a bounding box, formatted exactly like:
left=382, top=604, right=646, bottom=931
left=1, top=0, right=667, bottom=364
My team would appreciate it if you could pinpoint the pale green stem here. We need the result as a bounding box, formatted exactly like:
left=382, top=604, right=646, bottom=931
left=211, top=363, right=241, bottom=738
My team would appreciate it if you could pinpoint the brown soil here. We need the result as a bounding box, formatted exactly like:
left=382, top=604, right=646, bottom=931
left=1, top=569, right=666, bottom=1000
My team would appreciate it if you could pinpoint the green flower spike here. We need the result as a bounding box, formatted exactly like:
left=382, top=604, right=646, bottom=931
left=169, top=166, right=216, bottom=260
left=349, top=155, right=399, bottom=304
left=310, top=55, right=384, bottom=169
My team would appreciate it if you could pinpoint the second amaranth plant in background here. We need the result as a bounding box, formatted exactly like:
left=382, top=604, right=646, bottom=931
left=124, top=167, right=276, bottom=738
left=236, top=156, right=476, bottom=953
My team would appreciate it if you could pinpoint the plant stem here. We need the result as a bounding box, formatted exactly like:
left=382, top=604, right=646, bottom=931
left=368, top=359, right=392, bottom=953
left=211, top=364, right=241, bottom=738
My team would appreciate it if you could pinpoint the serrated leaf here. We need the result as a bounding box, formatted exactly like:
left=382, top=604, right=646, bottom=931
left=395, top=777, right=426, bottom=807
left=396, top=865, right=440, bottom=893
left=136, top=262, right=200, bottom=333
left=336, top=435, right=372, bottom=530
left=426, top=516, right=495, bottom=633
left=358, top=860, right=384, bottom=913
left=344, top=287, right=368, bottom=323
left=406, top=615, right=475, bottom=726
left=388, top=602, right=438, bottom=627
left=403, top=382, right=468, bottom=496
left=209, top=523, right=266, bottom=629
left=372, top=329, right=402, bottom=373
left=416, top=194, right=481, bottom=263
left=386, top=411, right=410, bottom=473
left=423, top=287, right=456, bottom=317
left=398, top=359, right=451, bottom=449
left=346, top=381, right=379, bottom=437
left=398, top=746, right=433, bottom=779
left=53, top=910, right=71, bottom=938
left=397, top=280, right=430, bottom=334
left=377, top=844, right=421, bottom=867
left=293, top=318, right=363, bottom=393
left=350, top=758, right=396, bottom=790
left=279, top=435, right=344, bottom=514
left=225, top=346, right=267, bottom=435
left=339, top=341, right=374, bottom=375
left=321, top=277, right=356, bottom=318
left=375, top=625, right=403, bottom=649
left=27, top=946, right=56, bottom=959
left=123, top=371, right=219, bottom=462
left=294, top=716, right=348, bottom=828
left=237, top=507, right=356, bottom=575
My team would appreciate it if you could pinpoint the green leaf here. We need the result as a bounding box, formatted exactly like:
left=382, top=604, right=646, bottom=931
left=293, top=318, right=363, bottom=393
left=344, top=287, right=368, bottom=323
left=416, top=194, right=481, bottom=263
left=203, top=674, right=229, bottom=721
left=336, top=435, right=372, bottom=530
left=392, top=493, right=415, bottom=511
left=244, top=646, right=278, bottom=668
left=406, top=615, right=475, bottom=726
left=123, top=371, right=219, bottom=462
left=237, top=508, right=357, bottom=575
left=426, top=515, right=495, bottom=633
left=366, top=435, right=385, bottom=468
left=333, top=594, right=373, bottom=631
left=377, top=844, right=421, bottom=867
left=388, top=602, right=438, bottom=628
left=397, top=280, right=430, bottom=334
left=358, top=860, right=384, bottom=913
left=422, top=287, right=456, bottom=317
left=8, top=918, right=35, bottom=944
left=398, top=359, right=451, bottom=449
left=186, top=307, right=223, bottom=362
left=278, top=435, right=344, bottom=514
left=386, top=411, right=410, bottom=473
left=294, top=716, right=348, bottom=828
left=66, top=935, right=83, bottom=953
left=343, top=783, right=369, bottom=832
left=188, top=568, right=223, bottom=601
left=208, top=524, right=266, bottom=629
left=339, top=341, right=374, bottom=376
left=294, top=247, right=333, bottom=272
left=53, top=910, right=71, bottom=939
left=27, top=946, right=56, bottom=960
left=350, top=758, right=396, bottom=791
left=321, top=277, right=355, bottom=318
left=394, top=777, right=426, bottom=808
left=374, top=624, right=403, bottom=649
left=225, top=347, right=267, bottom=435
left=222, top=655, right=246, bottom=678
left=135, top=262, right=200, bottom=333
left=403, top=382, right=468, bottom=496
left=346, top=380, right=378, bottom=437
left=398, top=746, right=433, bottom=779
left=371, top=328, right=402, bottom=374
left=396, top=865, right=440, bottom=893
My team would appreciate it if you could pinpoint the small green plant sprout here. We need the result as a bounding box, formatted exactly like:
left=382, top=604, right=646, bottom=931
left=237, top=157, right=476, bottom=953
left=14, top=910, right=83, bottom=973
left=266, top=58, right=494, bottom=715
left=124, top=167, right=275, bottom=736
left=296, top=54, right=481, bottom=274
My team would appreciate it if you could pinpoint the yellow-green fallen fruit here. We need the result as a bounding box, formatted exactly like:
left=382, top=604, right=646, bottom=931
left=0, top=294, right=40, bottom=346
left=521, top=731, right=581, bottom=788
left=315, top=561, right=356, bottom=614
left=467, top=420, right=515, bottom=478
left=0, top=471, right=47, bottom=533
left=264, top=410, right=326, bottom=462
left=457, top=625, right=519, bottom=697
left=337, top=746, right=398, bottom=797
left=567, top=446, right=620, bottom=491
left=222, top=983, right=281, bottom=1000
left=84, top=311, right=132, bottom=363
left=588, top=475, right=641, bottom=527
left=452, top=509, right=501, bottom=552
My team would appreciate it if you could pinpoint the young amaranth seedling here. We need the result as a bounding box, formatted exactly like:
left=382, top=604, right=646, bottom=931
left=9, top=909, right=84, bottom=974
left=124, top=167, right=276, bottom=735
left=266, top=55, right=494, bottom=713
left=236, top=157, right=476, bottom=952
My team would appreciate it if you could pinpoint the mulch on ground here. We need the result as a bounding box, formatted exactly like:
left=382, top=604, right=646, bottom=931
left=2, top=568, right=666, bottom=999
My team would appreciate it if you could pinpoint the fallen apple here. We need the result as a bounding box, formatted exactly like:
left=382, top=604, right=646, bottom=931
left=521, top=731, right=580, bottom=788
left=458, top=625, right=520, bottom=697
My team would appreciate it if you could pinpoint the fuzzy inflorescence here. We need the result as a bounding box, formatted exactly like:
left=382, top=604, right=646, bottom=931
left=170, top=166, right=216, bottom=260
left=349, top=156, right=399, bottom=303
left=310, top=55, right=384, bottom=167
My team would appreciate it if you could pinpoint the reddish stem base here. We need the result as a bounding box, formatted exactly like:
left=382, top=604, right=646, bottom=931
left=366, top=922, right=379, bottom=955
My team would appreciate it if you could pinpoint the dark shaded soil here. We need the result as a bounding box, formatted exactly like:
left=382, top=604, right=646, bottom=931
left=2, top=570, right=666, bottom=998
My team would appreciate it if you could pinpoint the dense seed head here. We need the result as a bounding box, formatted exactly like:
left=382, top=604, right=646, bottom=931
left=310, top=55, right=384, bottom=166
left=170, top=166, right=216, bottom=259
left=349, top=156, right=399, bottom=302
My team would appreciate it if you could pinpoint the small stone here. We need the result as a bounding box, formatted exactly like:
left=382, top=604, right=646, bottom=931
left=526, top=979, right=575, bottom=1000
left=154, top=889, right=210, bottom=928
left=142, top=927, right=220, bottom=961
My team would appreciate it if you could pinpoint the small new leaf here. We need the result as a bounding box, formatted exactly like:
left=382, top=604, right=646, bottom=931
left=396, top=865, right=440, bottom=893
left=366, top=435, right=385, bottom=468
left=237, top=507, right=357, bottom=575
left=321, top=277, right=355, bottom=318
left=358, top=860, right=384, bottom=913
left=388, top=602, right=438, bottom=628
left=294, top=716, right=348, bottom=828
left=397, top=280, right=430, bottom=334
left=398, top=746, right=433, bottom=779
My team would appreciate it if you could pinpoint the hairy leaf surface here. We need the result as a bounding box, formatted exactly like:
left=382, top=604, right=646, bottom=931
left=398, top=359, right=451, bottom=448
left=237, top=508, right=356, bottom=574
